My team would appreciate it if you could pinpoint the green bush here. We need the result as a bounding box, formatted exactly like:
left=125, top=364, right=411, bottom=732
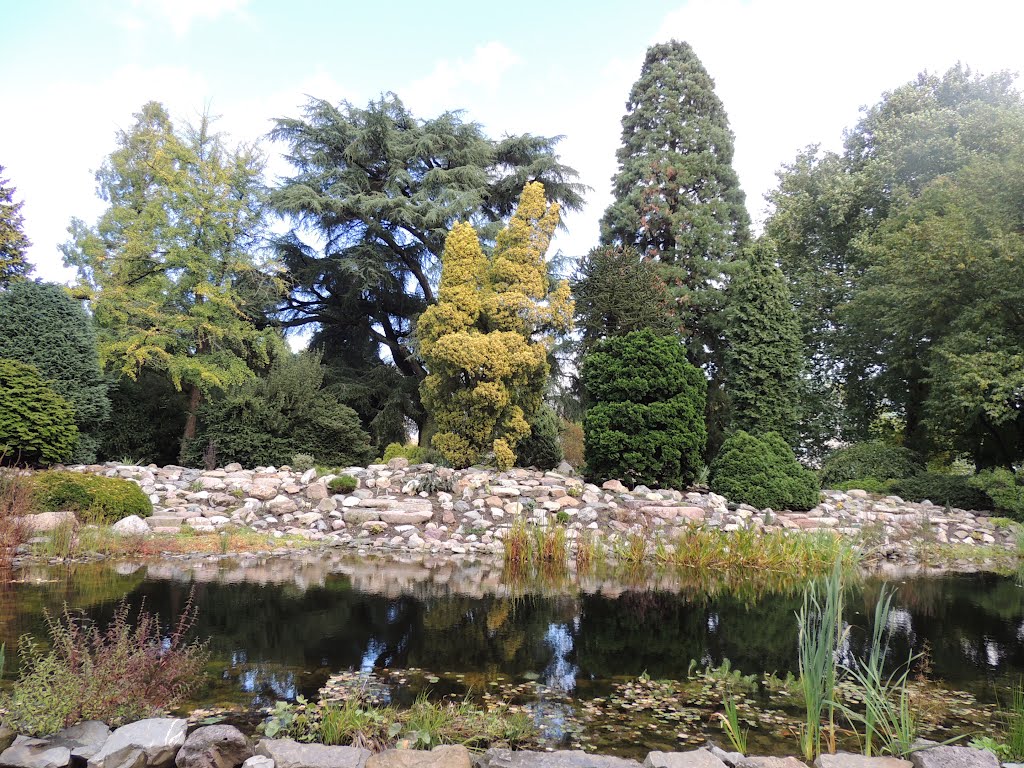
left=291, top=454, right=315, bottom=472
left=886, top=472, right=993, bottom=511
left=819, top=440, right=923, bottom=488
left=32, top=471, right=152, bottom=523
left=970, top=468, right=1024, bottom=520
left=328, top=474, right=358, bottom=494
left=582, top=330, right=706, bottom=488
left=97, top=372, right=188, bottom=466
left=710, top=431, right=821, bottom=511
left=0, top=359, right=79, bottom=466
left=516, top=406, right=563, bottom=470
left=379, top=442, right=429, bottom=465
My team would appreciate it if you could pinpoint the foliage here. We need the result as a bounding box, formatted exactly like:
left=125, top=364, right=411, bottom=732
left=582, top=329, right=706, bottom=488
left=379, top=442, right=430, bottom=466
left=516, top=406, right=563, bottom=470
left=0, top=280, right=110, bottom=462
left=721, top=241, right=802, bottom=445
left=0, top=358, right=79, bottom=465
left=2, top=594, right=207, bottom=736
left=819, top=441, right=924, bottom=488
left=62, top=102, right=282, bottom=456
left=419, top=183, right=572, bottom=468
left=886, top=472, right=994, bottom=511
left=185, top=350, right=373, bottom=469
left=96, top=371, right=188, bottom=466
left=0, top=472, right=31, bottom=569
left=269, top=93, right=584, bottom=437
left=718, top=692, right=748, bottom=754
left=970, top=468, right=1024, bottom=521
left=559, top=420, right=585, bottom=468
left=328, top=474, right=358, bottom=494
left=290, top=454, right=315, bottom=472
left=710, top=431, right=820, bottom=511
left=0, top=165, right=33, bottom=287
left=32, top=470, right=153, bottom=523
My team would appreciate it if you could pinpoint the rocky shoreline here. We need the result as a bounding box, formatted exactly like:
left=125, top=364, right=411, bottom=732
left=15, top=461, right=1020, bottom=566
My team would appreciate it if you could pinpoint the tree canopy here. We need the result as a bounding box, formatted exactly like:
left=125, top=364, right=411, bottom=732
left=0, top=165, right=33, bottom=287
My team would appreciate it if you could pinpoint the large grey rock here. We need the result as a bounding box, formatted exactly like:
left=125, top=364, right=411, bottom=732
left=910, top=747, right=998, bottom=768
left=175, top=726, right=253, bottom=768
left=645, top=750, right=727, bottom=768
left=18, top=511, right=78, bottom=533
left=703, top=745, right=743, bottom=768
left=365, top=745, right=471, bottom=768
left=241, top=759, right=274, bottom=768
left=111, top=516, right=150, bottom=537
left=88, top=718, right=187, bottom=768
left=254, top=739, right=369, bottom=768
left=815, top=755, right=911, bottom=768
left=737, top=760, right=807, bottom=768
left=0, top=736, right=72, bottom=768
left=477, top=749, right=641, bottom=767
left=50, top=721, right=111, bottom=760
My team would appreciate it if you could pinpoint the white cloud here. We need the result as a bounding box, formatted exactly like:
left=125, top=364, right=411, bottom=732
left=131, top=0, right=250, bottom=36
left=404, top=41, right=521, bottom=116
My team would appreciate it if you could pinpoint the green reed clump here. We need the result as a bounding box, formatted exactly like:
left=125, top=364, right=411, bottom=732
left=533, top=521, right=568, bottom=574
left=503, top=517, right=531, bottom=573
left=663, top=526, right=854, bottom=575
left=719, top=690, right=748, bottom=754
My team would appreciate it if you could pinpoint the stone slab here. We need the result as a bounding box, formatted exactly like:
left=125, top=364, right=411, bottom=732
left=645, top=749, right=728, bottom=768
left=254, top=739, right=369, bottom=768
left=909, top=747, right=997, bottom=768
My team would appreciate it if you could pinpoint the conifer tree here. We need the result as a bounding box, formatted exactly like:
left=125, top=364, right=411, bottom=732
left=600, top=40, right=749, bottom=358
left=0, top=165, right=33, bottom=287
left=418, top=183, right=572, bottom=469
left=721, top=241, right=802, bottom=445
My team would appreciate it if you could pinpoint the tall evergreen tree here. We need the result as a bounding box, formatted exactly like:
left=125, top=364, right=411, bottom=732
left=600, top=40, right=750, bottom=357
left=0, top=165, right=33, bottom=287
left=0, top=281, right=110, bottom=462
left=721, top=241, right=802, bottom=445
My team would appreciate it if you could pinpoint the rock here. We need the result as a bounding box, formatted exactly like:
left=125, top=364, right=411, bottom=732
left=387, top=457, right=410, bottom=470
left=88, top=718, right=187, bottom=768
left=175, top=726, right=253, bottom=768
left=477, top=749, right=641, bottom=767
left=0, top=736, right=72, bottom=768
left=814, top=755, right=910, bottom=768
left=0, top=725, right=15, bottom=753
left=556, top=462, right=575, bottom=475
left=645, top=750, right=728, bottom=768
left=379, top=509, right=433, bottom=525
left=343, top=509, right=381, bottom=525
left=305, top=485, right=328, bottom=502
left=254, top=739, right=370, bottom=768
left=111, top=516, right=151, bottom=537
left=19, top=511, right=78, bottom=533
left=50, top=722, right=112, bottom=760
left=909, top=747, right=998, bottom=768
left=241, top=759, right=274, bottom=768
left=737, top=760, right=807, bottom=768
left=703, top=746, right=742, bottom=768
left=365, top=745, right=471, bottom=768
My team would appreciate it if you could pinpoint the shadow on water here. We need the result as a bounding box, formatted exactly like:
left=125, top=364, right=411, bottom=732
left=3, top=553, right=1024, bottom=755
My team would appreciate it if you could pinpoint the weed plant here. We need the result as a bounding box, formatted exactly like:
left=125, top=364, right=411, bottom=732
left=0, top=471, right=31, bottom=570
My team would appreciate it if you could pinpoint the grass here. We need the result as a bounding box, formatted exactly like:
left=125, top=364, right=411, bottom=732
left=0, top=471, right=31, bottom=570
left=718, top=691, right=748, bottom=754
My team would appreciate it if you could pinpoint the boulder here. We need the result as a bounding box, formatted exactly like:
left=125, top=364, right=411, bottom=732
left=342, top=509, right=381, bottom=525
left=909, top=747, right=998, bottom=768
left=50, top=722, right=112, bottom=760
left=111, top=516, right=151, bottom=537
left=387, top=458, right=410, bottom=470
left=88, top=718, right=187, bottom=768
left=0, top=736, right=72, bottom=768
left=477, top=749, right=641, bottom=767
left=248, top=481, right=280, bottom=501
left=241, top=759, right=274, bottom=768
left=365, top=745, right=471, bottom=768
left=815, top=755, right=911, bottom=768
left=19, top=511, right=78, bottom=533
left=175, top=726, right=253, bottom=768
left=254, top=739, right=369, bottom=768
left=379, top=508, right=433, bottom=525
left=737, top=760, right=807, bottom=768
left=645, top=750, right=727, bottom=768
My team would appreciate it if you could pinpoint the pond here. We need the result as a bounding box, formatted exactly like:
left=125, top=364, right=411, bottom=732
left=3, top=552, right=1023, bottom=758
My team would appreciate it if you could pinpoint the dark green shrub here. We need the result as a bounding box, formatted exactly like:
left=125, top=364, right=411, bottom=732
left=887, top=472, right=993, bottom=511
left=710, top=431, right=821, bottom=511
left=819, top=440, right=923, bottom=488
left=970, top=468, right=1024, bottom=520
left=516, top=406, right=563, bottom=470
left=582, top=330, right=706, bottom=488
left=0, top=281, right=110, bottom=464
left=98, top=372, right=188, bottom=466
left=0, top=359, right=79, bottom=465
left=32, top=471, right=152, bottom=523
left=329, top=474, right=358, bottom=493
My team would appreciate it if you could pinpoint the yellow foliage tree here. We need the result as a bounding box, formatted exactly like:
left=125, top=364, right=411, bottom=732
left=419, top=183, right=573, bottom=469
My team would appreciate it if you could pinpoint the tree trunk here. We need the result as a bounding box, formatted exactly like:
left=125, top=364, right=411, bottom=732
left=180, top=384, right=203, bottom=463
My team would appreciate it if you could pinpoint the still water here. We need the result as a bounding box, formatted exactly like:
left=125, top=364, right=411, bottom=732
left=3, top=553, right=1023, bottom=755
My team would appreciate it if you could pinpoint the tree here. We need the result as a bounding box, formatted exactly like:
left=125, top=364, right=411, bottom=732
left=62, top=102, right=281, bottom=459
left=582, top=329, right=706, bottom=488
left=765, top=64, right=1024, bottom=456
left=600, top=40, right=750, bottom=358
left=0, top=165, right=33, bottom=287
left=269, top=94, right=585, bottom=437
left=418, top=182, right=572, bottom=469
left=721, top=240, right=802, bottom=445
left=0, top=359, right=78, bottom=465
left=0, top=280, right=109, bottom=462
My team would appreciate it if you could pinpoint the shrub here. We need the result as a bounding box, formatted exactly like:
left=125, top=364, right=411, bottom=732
left=328, top=474, right=358, bottom=494
left=559, top=419, right=585, bottom=468
left=379, top=442, right=429, bottom=465
left=291, top=454, right=315, bottom=472
left=0, top=359, right=79, bottom=466
left=97, top=372, right=188, bottom=466
left=516, top=406, right=563, bottom=470
left=582, top=330, right=706, bottom=488
left=710, top=431, right=821, bottom=511
left=970, top=468, right=1024, bottom=520
left=2, top=594, right=207, bottom=736
left=32, top=471, right=152, bottom=523
left=819, top=441, right=923, bottom=488
left=886, top=472, right=994, bottom=511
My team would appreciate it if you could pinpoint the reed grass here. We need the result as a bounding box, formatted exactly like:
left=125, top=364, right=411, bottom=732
left=719, top=690, right=748, bottom=754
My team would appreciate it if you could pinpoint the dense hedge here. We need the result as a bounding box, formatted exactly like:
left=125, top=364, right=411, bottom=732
left=970, top=468, right=1024, bottom=520
left=710, top=431, right=821, bottom=511
left=582, top=330, right=706, bottom=488
left=0, top=359, right=79, bottom=466
left=516, top=406, right=563, bottom=470
left=819, top=440, right=923, bottom=488
left=886, top=472, right=994, bottom=511
left=32, top=471, right=153, bottom=523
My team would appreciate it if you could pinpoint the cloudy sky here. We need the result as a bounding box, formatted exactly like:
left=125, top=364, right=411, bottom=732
left=5, top=0, right=1024, bottom=283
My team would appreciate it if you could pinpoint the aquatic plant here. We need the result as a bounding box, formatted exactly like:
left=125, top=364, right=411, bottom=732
left=503, top=517, right=531, bottom=573
left=0, top=470, right=30, bottom=570
left=534, top=521, right=568, bottom=574
left=719, top=691, right=748, bottom=754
